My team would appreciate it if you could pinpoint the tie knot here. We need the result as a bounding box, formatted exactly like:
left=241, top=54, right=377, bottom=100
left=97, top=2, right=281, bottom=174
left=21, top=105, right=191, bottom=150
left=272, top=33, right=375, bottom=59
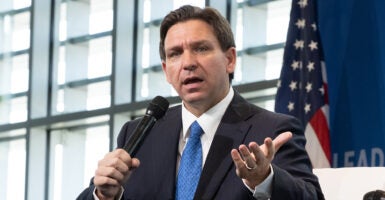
left=189, top=121, right=203, bottom=139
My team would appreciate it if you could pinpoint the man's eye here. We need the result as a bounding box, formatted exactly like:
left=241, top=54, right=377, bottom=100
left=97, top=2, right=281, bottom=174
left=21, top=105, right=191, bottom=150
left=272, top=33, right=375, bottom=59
left=168, top=52, right=180, bottom=58
left=196, top=46, right=208, bottom=52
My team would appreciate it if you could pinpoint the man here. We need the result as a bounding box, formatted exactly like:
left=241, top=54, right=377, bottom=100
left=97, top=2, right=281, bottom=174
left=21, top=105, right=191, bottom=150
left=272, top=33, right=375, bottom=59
left=78, top=5, right=324, bottom=200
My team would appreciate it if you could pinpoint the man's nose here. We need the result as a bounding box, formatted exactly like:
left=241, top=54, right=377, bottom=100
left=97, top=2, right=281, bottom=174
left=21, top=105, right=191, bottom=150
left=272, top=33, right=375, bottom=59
left=182, top=52, right=197, bottom=71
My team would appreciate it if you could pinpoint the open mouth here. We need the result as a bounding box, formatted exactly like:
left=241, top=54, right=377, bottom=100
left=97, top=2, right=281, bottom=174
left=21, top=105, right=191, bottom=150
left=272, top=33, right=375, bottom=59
left=183, top=77, right=203, bottom=85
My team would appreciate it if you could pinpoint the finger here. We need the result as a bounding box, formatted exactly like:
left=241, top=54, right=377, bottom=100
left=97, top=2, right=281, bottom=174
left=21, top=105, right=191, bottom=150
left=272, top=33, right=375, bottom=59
left=94, top=175, right=120, bottom=187
left=114, top=149, right=141, bottom=169
left=231, top=148, right=254, bottom=179
left=104, top=149, right=141, bottom=171
left=111, top=149, right=132, bottom=164
left=98, top=156, right=129, bottom=174
left=249, top=139, right=269, bottom=165
left=231, top=149, right=245, bottom=169
left=264, top=138, right=275, bottom=161
left=272, top=131, right=293, bottom=151
left=96, top=150, right=139, bottom=184
left=231, top=149, right=244, bottom=176
left=131, top=158, right=140, bottom=169
left=95, top=165, right=126, bottom=182
left=238, top=144, right=256, bottom=169
left=247, top=142, right=264, bottom=164
left=248, top=141, right=272, bottom=174
left=94, top=167, right=123, bottom=186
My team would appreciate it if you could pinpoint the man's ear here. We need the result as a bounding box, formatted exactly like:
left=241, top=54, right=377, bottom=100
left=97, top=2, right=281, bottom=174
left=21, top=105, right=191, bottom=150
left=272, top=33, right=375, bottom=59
left=161, top=61, right=171, bottom=83
left=225, top=47, right=236, bottom=74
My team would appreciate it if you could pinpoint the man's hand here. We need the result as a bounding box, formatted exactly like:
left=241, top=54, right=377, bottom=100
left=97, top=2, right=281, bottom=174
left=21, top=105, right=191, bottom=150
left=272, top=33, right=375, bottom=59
left=93, top=149, right=140, bottom=200
left=231, top=131, right=293, bottom=189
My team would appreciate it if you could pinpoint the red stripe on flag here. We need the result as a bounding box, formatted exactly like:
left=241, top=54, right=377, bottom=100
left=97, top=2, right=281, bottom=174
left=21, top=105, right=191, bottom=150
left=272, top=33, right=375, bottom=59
left=310, top=109, right=331, bottom=163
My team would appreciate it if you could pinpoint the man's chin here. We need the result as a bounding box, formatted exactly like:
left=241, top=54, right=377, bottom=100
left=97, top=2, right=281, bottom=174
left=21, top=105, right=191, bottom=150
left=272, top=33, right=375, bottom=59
left=181, top=93, right=207, bottom=106
left=183, top=97, right=202, bottom=105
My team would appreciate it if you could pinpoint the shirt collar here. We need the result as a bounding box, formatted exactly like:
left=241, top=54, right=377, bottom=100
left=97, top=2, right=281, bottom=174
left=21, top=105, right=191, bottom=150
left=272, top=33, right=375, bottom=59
left=181, top=88, right=234, bottom=140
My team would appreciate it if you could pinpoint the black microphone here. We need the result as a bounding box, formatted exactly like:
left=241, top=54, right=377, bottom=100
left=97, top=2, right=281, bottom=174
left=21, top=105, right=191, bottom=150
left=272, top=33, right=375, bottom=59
left=123, top=96, right=169, bottom=156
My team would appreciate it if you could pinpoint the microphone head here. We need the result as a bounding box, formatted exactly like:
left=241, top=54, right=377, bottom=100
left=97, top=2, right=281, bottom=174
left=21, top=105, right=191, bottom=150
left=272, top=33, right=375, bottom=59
left=146, top=96, right=169, bottom=120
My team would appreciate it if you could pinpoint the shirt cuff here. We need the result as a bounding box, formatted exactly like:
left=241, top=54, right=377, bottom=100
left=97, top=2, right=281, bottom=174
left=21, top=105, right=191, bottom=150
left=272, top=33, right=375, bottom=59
left=92, top=187, right=124, bottom=200
left=244, top=165, right=274, bottom=200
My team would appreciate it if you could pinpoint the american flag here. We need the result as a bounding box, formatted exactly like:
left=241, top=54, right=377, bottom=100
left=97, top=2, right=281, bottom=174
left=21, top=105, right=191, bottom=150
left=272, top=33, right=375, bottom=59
left=275, top=0, right=331, bottom=168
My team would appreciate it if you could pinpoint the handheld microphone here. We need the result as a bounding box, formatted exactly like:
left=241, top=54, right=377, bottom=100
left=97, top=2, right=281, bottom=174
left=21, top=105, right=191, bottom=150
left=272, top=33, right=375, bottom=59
left=123, top=96, right=169, bottom=156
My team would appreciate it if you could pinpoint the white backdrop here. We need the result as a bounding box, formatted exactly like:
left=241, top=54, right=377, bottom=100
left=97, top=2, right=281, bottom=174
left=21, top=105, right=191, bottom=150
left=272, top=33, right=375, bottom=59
left=313, top=167, right=385, bottom=200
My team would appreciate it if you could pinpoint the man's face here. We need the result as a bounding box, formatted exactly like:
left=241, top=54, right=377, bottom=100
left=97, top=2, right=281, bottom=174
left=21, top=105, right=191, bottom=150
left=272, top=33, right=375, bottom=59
left=162, top=19, right=236, bottom=114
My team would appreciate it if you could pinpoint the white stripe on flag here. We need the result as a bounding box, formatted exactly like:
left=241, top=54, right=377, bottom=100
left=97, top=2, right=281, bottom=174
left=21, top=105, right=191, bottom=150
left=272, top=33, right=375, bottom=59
left=305, top=123, right=331, bottom=168
left=321, top=105, right=330, bottom=128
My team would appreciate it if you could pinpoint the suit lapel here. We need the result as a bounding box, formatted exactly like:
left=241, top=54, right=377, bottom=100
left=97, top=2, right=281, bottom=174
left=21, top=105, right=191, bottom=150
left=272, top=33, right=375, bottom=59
left=149, top=106, right=182, bottom=199
left=194, top=92, right=254, bottom=199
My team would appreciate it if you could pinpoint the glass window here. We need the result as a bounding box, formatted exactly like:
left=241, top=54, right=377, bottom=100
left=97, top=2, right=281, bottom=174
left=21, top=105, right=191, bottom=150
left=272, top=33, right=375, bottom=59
left=0, top=54, right=29, bottom=124
left=89, top=0, right=113, bottom=34
left=233, top=0, right=290, bottom=85
left=0, top=129, right=26, bottom=200
left=0, top=10, right=30, bottom=53
left=0, top=3, right=30, bottom=125
left=9, top=54, right=29, bottom=93
left=48, top=123, right=110, bottom=200
left=11, top=12, right=30, bottom=51
left=52, top=0, right=113, bottom=114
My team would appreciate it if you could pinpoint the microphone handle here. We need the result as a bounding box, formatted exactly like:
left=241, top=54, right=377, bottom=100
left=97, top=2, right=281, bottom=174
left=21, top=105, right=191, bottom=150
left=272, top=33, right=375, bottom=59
left=123, top=115, right=156, bottom=156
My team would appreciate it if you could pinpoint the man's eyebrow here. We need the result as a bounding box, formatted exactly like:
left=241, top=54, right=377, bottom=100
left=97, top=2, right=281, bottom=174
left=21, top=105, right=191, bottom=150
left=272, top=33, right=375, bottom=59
left=165, top=40, right=212, bottom=52
left=165, top=45, right=182, bottom=53
left=190, top=40, right=211, bottom=46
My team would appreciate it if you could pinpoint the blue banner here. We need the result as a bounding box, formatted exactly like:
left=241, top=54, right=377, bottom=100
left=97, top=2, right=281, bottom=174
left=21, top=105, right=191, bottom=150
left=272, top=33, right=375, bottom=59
left=317, top=0, right=385, bottom=167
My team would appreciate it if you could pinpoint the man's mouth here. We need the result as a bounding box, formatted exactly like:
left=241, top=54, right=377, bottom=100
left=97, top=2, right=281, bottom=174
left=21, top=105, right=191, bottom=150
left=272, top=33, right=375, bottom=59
left=183, top=77, right=203, bottom=85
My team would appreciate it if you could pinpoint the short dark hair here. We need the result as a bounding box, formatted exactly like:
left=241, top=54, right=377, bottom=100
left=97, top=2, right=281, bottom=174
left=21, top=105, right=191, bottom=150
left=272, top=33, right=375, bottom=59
left=159, top=5, right=236, bottom=80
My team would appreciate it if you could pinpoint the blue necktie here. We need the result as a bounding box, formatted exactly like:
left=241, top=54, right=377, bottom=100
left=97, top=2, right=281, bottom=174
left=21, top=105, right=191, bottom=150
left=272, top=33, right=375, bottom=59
left=176, top=121, right=204, bottom=200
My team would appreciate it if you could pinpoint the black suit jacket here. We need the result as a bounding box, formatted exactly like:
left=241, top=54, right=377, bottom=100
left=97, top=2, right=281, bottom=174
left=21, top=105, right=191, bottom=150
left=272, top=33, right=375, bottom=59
left=78, top=91, right=324, bottom=200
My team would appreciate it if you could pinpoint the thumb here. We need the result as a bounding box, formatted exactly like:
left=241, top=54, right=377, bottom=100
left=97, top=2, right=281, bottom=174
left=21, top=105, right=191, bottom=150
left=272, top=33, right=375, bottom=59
left=273, top=131, right=293, bottom=151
